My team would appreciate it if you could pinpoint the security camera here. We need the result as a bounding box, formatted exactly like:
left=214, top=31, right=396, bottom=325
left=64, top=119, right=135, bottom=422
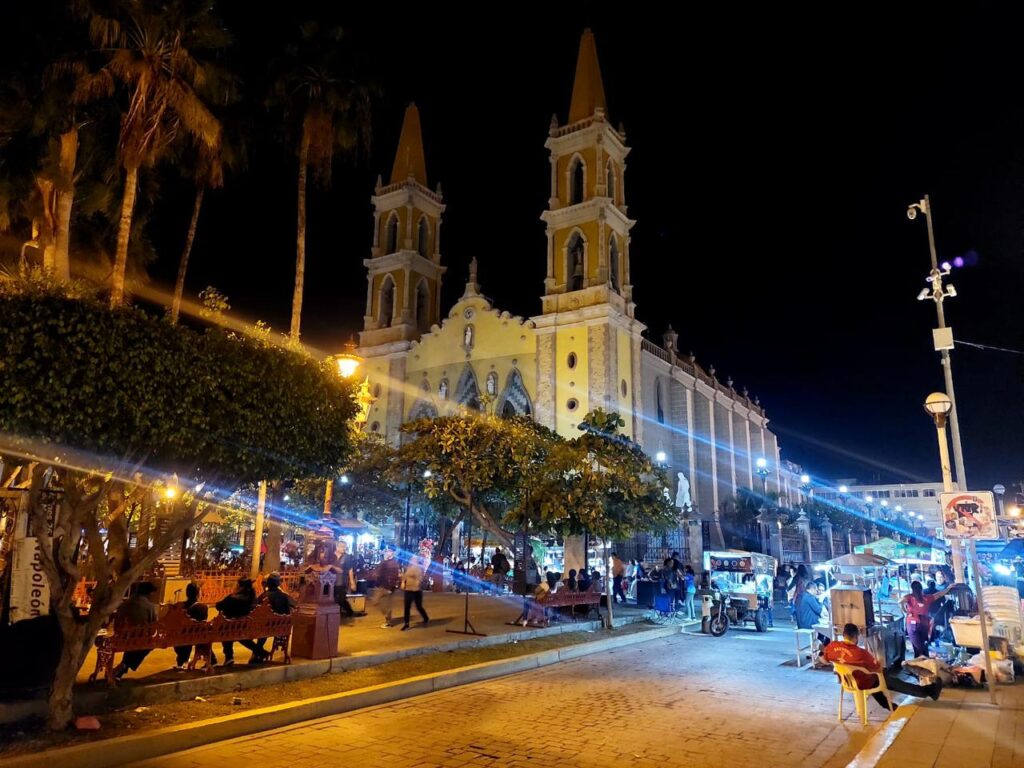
left=907, top=205, right=918, bottom=220
left=917, top=287, right=931, bottom=301
left=946, top=283, right=957, bottom=298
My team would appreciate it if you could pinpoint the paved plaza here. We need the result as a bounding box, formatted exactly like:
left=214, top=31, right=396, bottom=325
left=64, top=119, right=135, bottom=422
left=129, top=623, right=891, bottom=768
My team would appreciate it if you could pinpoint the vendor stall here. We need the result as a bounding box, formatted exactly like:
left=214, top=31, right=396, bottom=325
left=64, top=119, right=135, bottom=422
left=825, top=552, right=906, bottom=669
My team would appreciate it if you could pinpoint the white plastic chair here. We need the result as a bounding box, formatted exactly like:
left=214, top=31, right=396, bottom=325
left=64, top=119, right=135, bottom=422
left=832, top=662, right=894, bottom=724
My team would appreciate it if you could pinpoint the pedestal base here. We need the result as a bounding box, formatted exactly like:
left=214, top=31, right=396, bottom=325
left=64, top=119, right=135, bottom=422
left=291, top=603, right=340, bottom=659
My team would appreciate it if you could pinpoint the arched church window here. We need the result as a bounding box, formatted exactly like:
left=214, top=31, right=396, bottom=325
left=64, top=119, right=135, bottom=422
left=656, top=379, right=665, bottom=424
left=570, top=157, right=585, bottom=205
left=416, top=279, right=430, bottom=332
left=606, top=161, right=616, bottom=203
left=385, top=213, right=399, bottom=254
left=379, top=275, right=395, bottom=328
left=568, top=233, right=584, bottom=292
left=417, top=217, right=429, bottom=259
left=609, top=236, right=620, bottom=293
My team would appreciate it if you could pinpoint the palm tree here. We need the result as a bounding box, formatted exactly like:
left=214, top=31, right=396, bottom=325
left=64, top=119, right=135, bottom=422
left=268, top=23, right=372, bottom=341
left=170, top=110, right=243, bottom=325
left=77, top=0, right=227, bottom=308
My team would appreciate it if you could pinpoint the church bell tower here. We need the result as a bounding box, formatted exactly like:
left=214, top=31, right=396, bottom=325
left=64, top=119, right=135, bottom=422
left=533, top=30, right=645, bottom=441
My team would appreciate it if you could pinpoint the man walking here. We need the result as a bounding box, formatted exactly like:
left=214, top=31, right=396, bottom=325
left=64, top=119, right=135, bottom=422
left=372, top=547, right=401, bottom=628
left=334, top=541, right=364, bottom=618
left=401, top=550, right=431, bottom=631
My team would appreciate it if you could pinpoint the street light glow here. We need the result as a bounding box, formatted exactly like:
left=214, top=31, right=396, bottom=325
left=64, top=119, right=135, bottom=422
left=838, top=485, right=848, bottom=494
left=423, top=469, right=432, bottom=478
left=864, top=494, right=873, bottom=503
left=164, top=487, right=177, bottom=499
left=1010, top=505, right=1021, bottom=518
left=895, top=505, right=902, bottom=513
left=800, top=474, right=810, bottom=485
left=655, top=451, right=666, bottom=464
left=335, top=355, right=360, bottom=379
left=756, top=457, right=768, bottom=470
left=340, top=474, right=349, bottom=484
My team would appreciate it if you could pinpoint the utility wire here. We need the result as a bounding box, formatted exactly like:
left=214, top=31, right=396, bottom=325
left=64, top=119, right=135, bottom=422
left=955, top=340, right=1024, bottom=356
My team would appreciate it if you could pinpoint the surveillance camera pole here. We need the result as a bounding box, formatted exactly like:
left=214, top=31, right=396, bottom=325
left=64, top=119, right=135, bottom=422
left=912, top=195, right=968, bottom=491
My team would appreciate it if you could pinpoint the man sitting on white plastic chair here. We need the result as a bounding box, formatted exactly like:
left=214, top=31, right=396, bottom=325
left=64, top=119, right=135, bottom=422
left=823, top=623, right=942, bottom=710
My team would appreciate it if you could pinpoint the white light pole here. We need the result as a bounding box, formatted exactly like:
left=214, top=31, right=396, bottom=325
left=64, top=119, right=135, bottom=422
left=909, top=196, right=967, bottom=490
left=924, top=392, right=964, bottom=583
left=756, top=457, right=769, bottom=497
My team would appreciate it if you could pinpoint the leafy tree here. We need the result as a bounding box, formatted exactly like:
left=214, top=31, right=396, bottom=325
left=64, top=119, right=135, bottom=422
left=267, top=22, right=372, bottom=341
left=76, top=0, right=229, bottom=307
left=0, top=286, right=356, bottom=729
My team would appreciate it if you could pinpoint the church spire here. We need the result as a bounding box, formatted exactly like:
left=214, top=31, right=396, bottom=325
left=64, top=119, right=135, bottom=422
left=390, top=103, right=428, bottom=186
left=568, top=29, right=607, bottom=124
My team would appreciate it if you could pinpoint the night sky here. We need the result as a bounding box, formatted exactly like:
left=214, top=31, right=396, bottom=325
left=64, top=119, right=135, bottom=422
left=16, top=4, right=1024, bottom=490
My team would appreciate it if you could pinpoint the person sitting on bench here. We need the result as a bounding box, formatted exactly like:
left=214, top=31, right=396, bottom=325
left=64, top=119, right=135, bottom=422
left=823, top=623, right=941, bottom=710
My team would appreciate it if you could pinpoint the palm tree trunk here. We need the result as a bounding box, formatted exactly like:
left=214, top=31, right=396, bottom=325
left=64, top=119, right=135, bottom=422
left=110, top=165, right=139, bottom=308
left=53, top=127, right=78, bottom=283
left=170, top=187, right=205, bottom=325
left=290, top=130, right=310, bottom=342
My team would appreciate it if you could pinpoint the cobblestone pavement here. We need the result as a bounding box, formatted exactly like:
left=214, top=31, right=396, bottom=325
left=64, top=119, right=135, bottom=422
left=131, top=624, right=890, bottom=768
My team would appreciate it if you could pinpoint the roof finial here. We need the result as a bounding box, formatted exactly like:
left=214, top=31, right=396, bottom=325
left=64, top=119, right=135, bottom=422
left=461, top=257, right=482, bottom=300
left=469, top=256, right=478, bottom=285
left=568, top=29, right=608, bottom=124
left=390, top=103, right=428, bottom=186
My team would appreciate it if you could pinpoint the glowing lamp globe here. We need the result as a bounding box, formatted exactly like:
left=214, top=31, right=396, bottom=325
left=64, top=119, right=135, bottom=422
left=924, top=392, right=952, bottom=416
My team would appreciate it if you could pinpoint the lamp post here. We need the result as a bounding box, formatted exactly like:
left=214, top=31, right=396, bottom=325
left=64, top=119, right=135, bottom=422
left=924, top=391, right=964, bottom=583
left=909, top=196, right=967, bottom=490
left=756, top=457, right=770, bottom=497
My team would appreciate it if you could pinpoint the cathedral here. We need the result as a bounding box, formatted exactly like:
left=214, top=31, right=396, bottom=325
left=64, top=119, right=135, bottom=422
left=357, top=30, right=793, bottom=519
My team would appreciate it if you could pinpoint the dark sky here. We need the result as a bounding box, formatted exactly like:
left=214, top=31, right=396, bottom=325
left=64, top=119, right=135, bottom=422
left=85, top=5, right=1024, bottom=490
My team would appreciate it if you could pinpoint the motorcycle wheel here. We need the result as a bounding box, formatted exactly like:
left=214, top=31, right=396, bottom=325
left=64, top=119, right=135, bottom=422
left=709, top=612, right=729, bottom=637
left=754, top=608, right=768, bottom=632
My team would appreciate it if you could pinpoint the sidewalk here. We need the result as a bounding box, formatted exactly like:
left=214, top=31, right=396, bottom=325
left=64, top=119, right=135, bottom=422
left=862, top=680, right=1024, bottom=768
left=75, top=592, right=650, bottom=684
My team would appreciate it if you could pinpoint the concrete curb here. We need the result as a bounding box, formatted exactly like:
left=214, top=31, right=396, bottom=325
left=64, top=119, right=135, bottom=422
left=0, top=623, right=678, bottom=768
left=0, top=614, right=655, bottom=725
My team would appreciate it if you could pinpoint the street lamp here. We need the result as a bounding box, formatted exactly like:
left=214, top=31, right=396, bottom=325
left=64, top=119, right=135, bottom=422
left=755, top=457, right=769, bottom=496
left=909, top=195, right=967, bottom=490
left=924, top=391, right=963, bottom=582
left=655, top=451, right=667, bottom=465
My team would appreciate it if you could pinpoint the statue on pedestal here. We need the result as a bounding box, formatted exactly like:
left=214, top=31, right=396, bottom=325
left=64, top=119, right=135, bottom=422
left=675, top=472, right=692, bottom=512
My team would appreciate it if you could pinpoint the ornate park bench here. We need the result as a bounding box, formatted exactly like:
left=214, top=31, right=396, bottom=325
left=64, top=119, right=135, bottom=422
left=89, top=603, right=292, bottom=684
left=523, top=588, right=602, bottom=626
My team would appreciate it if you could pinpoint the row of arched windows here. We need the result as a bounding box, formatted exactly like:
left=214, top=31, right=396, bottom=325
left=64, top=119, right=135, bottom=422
left=566, top=231, right=621, bottom=293
left=568, top=156, right=618, bottom=206
left=377, top=274, right=431, bottom=332
left=383, top=213, right=432, bottom=259
left=414, top=367, right=532, bottom=418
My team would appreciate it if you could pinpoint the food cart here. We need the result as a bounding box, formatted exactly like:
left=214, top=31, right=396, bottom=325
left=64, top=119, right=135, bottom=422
left=825, top=552, right=906, bottom=670
left=703, top=550, right=776, bottom=635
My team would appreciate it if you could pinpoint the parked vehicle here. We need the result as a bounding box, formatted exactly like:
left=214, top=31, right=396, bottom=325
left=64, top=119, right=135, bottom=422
left=702, top=550, right=777, bottom=636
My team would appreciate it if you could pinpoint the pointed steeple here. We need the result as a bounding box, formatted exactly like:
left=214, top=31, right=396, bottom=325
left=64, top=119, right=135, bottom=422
left=568, top=29, right=607, bottom=124
left=390, top=103, right=428, bottom=186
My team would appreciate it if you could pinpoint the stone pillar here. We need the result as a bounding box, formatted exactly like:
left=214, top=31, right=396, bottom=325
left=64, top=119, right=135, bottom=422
left=768, top=515, right=785, bottom=563
left=821, top=520, right=836, bottom=560
left=686, top=517, right=704, bottom=573
left=796, top=512, right=813, bottom=564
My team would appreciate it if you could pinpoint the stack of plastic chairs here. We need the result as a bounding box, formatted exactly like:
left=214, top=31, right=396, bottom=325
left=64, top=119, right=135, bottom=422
left=981, top=586, right=1023, bottom=648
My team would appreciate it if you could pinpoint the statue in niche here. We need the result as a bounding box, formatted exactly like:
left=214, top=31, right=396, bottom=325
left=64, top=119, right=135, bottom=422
left=463, top=324, right=474, bottom=350
left=439, top=379, right=449, bottom=400
left=675, top=472, right=692, bottom=510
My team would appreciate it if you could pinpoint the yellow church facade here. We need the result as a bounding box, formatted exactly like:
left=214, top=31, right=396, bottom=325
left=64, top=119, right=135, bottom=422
left=357, top=30, right=791, bottom=518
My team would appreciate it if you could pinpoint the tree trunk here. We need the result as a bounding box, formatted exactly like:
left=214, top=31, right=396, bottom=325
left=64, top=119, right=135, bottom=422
left=110, top=165, right=139, bottom=308
left=290, top=131, right=310, bottom=342
left=170, top=187, right=204, bottom=325
left=47, top=622, right=87, bottom=730
left=53, top=127, right=78, bottom=283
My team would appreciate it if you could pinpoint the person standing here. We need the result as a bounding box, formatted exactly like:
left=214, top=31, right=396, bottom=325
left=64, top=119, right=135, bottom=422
left=112, top=582, right=160, bottom=679
left=174, top=582, right=215, bottom=670
left=491, top=547, right=511, bottom=593
left=333, top=540, right=361, bottom=618
left=372, top=547, right=401, bottom=627
left=400, top=550, right=431, bottom=630
left=611, top=552, right=627, bottom=604
left=683, top=565, right=697, bottom=620
left=901, top=580, right=953, bottom=658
